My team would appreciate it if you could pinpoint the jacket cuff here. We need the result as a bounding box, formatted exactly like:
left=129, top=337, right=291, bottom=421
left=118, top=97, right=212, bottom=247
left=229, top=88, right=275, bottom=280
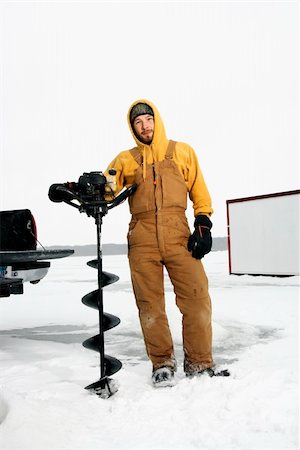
left=194, top=215, right=213, bottom=229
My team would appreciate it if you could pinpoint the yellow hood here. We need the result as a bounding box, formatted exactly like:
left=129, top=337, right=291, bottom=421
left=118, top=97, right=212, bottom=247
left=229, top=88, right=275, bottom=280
left=127, top=99, right=169, bottom=164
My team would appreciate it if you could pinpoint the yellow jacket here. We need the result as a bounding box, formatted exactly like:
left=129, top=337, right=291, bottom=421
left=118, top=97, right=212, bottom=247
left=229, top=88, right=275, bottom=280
left=105, top=99, right=213, bottom=217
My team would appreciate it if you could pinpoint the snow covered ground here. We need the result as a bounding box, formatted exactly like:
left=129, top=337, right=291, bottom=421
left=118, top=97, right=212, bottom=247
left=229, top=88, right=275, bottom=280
left=0, top=251, right=298, bottom=450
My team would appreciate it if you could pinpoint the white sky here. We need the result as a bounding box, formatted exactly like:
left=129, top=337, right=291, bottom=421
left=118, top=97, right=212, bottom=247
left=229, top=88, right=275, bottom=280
left=0, top=1, right=298, bottom=246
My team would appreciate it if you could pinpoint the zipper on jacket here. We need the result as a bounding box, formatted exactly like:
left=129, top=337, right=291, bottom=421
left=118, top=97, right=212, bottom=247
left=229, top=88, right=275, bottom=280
left=152, top=163, right=157, bottom=186
left=152, top=163, right=158, bottom=214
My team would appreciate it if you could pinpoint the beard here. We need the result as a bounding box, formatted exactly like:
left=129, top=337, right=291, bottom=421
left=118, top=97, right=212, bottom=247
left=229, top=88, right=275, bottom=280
left=138, top=130, right=153, bottom=144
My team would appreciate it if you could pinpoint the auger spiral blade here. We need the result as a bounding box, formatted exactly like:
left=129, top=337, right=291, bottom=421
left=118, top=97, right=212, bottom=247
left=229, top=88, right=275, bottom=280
left=82, top=348, right=122, bottom=378
left=84, top=376, right=119, bottom=399
left=84, top=253, right=122, bottom=397
left=82, top=291, right=120, bottom=324
left=87, top=261, right=120, bottom=287
left=82, top=306, right=120, bottom=329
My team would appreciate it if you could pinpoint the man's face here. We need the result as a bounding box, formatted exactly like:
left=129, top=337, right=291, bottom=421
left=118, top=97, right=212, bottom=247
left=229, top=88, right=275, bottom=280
left=132, top=114, right=154, bottom=144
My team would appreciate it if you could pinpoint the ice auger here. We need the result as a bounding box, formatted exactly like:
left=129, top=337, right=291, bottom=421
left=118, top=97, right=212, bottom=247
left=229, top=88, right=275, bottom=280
left=49, top=171, right=136, bottom=398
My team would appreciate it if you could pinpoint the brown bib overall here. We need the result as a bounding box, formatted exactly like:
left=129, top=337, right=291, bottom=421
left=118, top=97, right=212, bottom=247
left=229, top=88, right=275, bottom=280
left=127, top=140, right=213, bottom=371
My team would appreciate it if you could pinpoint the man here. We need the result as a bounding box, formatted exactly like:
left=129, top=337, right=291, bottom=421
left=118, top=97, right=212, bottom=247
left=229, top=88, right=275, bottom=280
left=105, top=99, right=228, bottom=387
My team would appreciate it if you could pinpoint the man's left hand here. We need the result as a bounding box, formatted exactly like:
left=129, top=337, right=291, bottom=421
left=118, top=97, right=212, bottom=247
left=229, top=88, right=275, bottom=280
left=188, top=215, right=213, bottom=259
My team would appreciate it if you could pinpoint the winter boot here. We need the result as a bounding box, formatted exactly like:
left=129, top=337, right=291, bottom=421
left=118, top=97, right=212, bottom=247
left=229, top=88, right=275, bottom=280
left=185, top=367, right=230, bottom=378
left=152, top=366, right=176, bottom=388
left=184, top=359, right=230, bottom=378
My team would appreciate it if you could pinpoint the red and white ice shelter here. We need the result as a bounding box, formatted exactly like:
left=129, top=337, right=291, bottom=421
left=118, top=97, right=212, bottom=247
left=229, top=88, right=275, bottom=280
left=226, top=190, right=300, bottom=276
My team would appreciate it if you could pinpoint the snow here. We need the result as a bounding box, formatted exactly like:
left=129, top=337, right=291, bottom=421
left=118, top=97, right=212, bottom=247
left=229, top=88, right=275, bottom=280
left=0, top=251, right=298, bottom=450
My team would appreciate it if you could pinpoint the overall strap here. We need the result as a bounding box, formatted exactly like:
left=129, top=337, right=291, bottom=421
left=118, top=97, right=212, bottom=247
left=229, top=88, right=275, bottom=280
left=129, top=140, right=177, bottom=165
left=129, top=147, right=143, bottom=166
left=165, top=140, right=177, bottom=160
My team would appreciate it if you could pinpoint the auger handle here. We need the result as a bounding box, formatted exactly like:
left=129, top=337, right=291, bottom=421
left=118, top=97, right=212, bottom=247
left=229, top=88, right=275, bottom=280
left=107, top=184, right=137, bottom=209
left=48, top=184, right=137, bottom=212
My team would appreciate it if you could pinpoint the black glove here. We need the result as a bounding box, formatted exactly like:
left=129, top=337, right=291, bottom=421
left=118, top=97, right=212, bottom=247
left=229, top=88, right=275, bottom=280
left=188, top=215, right=213, bottom=259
